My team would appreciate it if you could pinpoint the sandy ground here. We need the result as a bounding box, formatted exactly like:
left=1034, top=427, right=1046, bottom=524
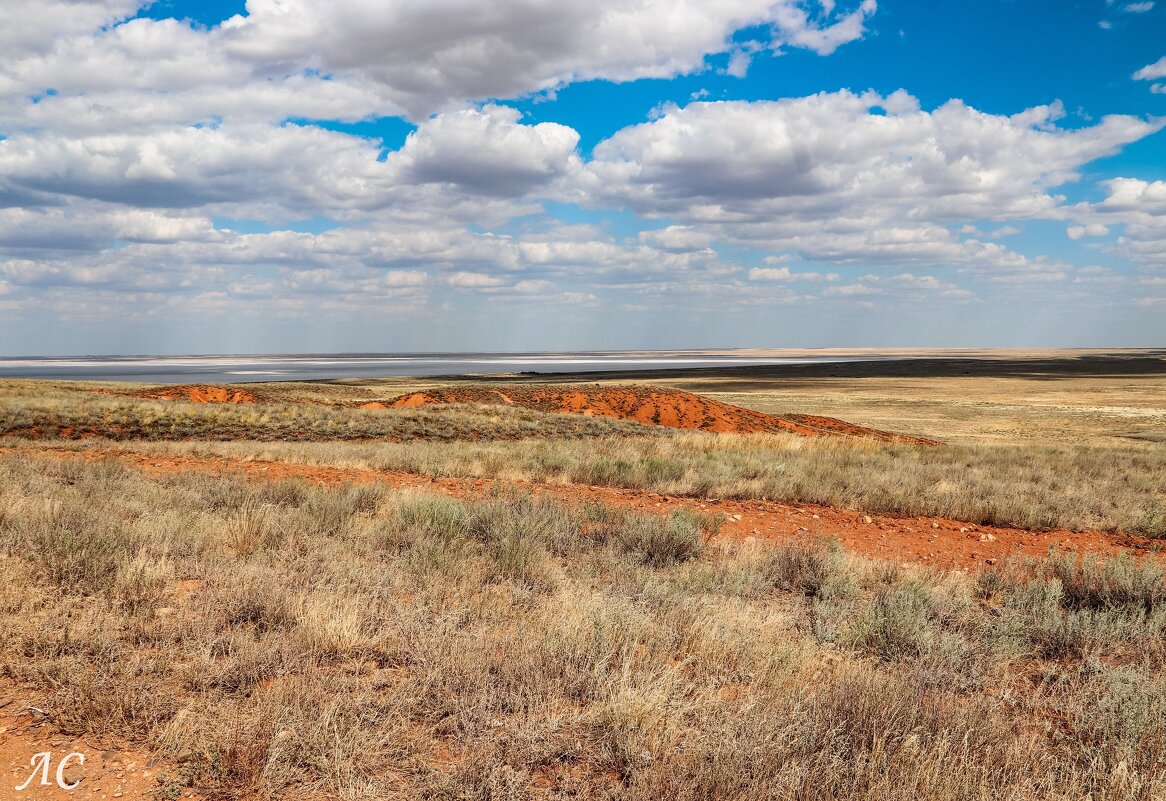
left=0, top=693, right=201, bottom=801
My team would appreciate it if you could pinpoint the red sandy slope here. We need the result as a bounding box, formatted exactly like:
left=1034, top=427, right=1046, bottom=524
left=132, top=385, right=256, bottom=404
left=378, top=385, right=940, bottom=445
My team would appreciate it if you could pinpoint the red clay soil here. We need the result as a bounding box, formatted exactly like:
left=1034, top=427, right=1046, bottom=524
left=0, top=688, right=204, bottom=801
left=133, top=385, right=256, bottom=404
left=382, top=385, right=941, bottom=445
left=27, top=446, right=1157, bottom=570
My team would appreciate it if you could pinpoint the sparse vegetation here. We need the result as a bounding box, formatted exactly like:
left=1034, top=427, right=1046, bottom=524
left=2, top=456, right=1166, bottom=799
left=49, top=428, right=1166, bottom=537
left=1, top=372, right=1164, bottom=799
left=2, top=380, right=1163, bottom=536
left=0, top=383, right=663, bottom=442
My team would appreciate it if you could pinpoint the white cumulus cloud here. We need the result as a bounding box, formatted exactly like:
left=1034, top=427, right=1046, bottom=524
left=1134, top=56, right=1166, bottom=80
left=217, top=0, right=877, bottom=118
left=1067, top=223, right=1111, bottom=239
left=388, top=105, right=581, bottom=197
left=583, top=90, right=1160, bottom=274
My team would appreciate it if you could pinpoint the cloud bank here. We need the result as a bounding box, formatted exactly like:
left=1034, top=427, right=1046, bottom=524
left=0, top=0, right=1163, bottom=352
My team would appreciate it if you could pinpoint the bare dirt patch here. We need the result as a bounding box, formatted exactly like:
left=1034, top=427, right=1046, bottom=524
left=383, top=385, right=940, bottom=445
left=133, top=385, right=256, bottom=404
left=0, top=692, right=201, bottom=801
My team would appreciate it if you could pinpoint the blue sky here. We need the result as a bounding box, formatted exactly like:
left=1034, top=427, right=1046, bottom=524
left=0, top=0, right=1164, bottom=354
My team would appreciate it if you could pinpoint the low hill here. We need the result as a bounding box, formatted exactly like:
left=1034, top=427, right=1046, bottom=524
left=374, top=385, right=940, bottom=445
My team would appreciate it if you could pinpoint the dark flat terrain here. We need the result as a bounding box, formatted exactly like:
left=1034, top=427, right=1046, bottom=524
left=495, top=350, right=1166, bottom=386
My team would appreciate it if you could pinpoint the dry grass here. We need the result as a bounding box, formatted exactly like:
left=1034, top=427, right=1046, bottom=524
left=0, top=383, right=663, bottom=442
left=65, top=429, right=1166, bottom=537
left=2, top=456, right=1166, bottom=799
left=3, top=377, right=1164, bottom=536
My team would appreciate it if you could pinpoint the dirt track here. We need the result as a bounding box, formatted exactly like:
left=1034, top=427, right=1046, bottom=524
left=24, top=445, right=1158, bottom=569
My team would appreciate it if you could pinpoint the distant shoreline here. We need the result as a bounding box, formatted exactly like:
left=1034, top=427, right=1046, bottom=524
left=0, top=348, right=1162, bottom=384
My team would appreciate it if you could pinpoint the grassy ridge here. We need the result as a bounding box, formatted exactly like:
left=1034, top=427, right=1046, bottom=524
left=0, top=389, right=664, bottom=442
left=2, top=457, right=1165, bottom=799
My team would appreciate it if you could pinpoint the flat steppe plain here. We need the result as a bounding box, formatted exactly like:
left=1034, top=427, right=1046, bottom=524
left=1, top=349, right=1164, bottom=800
